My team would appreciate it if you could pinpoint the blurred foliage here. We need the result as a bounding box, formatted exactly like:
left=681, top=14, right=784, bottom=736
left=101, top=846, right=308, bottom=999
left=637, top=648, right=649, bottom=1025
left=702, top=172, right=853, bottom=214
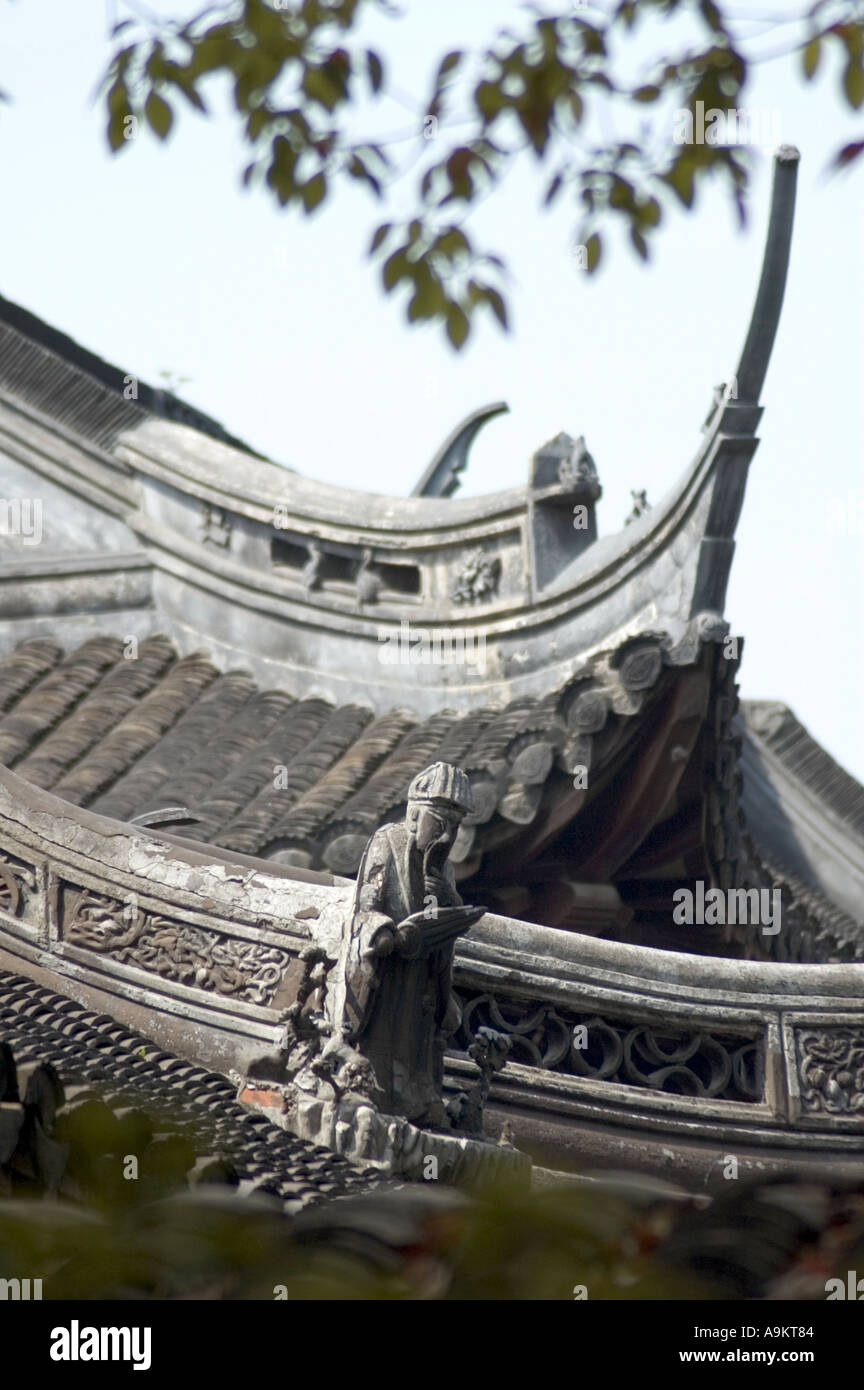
left=1, top=2, right=862, bottom=344
left=0, top=1156, right=710, bottom=1301
left=5, top=1093, right=864, bottom=1300
left=81, top=0, right=864, bottom=347
left=0, top=1090, right=711, bottom=1299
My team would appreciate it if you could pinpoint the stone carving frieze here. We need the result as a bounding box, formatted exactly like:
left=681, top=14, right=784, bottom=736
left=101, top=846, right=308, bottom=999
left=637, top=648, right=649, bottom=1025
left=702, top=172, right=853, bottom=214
left=200, top=503, right=232, bottom=548
left=450, top=549, right=501, bottom=604
left=61, top=886, right=289, bottom=1006
left=0, top=851, right=38, bottom=923
left=455, top=991, right=763, bottom=1103
left=797, top=1027, right=864, bottom=1116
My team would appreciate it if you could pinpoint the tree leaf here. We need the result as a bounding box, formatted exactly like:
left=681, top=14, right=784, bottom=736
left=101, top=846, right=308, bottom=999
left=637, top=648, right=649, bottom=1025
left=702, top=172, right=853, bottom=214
left=407, top=276, right=445, bottom=322
left=833, top=139, right=864, bottom=169
left=475, top=81, right=505, bottom=121
left=303, top=66, right=340, bottom=111
left=349, top=155, right=382, bottom=196
left=638, top=196, right=661, bottom=227
left=369, top=223, right=392, bottom=254
left=367, top=50, right=384, bottom=94
left=630, top=225, right=648, bottom=260
left=106, top=80, right=132, bottom=151
left=699, top=0, right=723, bottom=34
left=485, top=287, right=508, bottom=329
left=434, top=227, right=469, bottom=259
left=843, top=59, right=864, bottom=110
left=803, top=37, right=821, bottom=80
left=302, top=173, right=326, bottom=212
left=445, top=302, right=469, bottom=348
left=247, top=106, right=269, bottom=140
left=585, top=232, right=601, bottom=272
left=383, top=248, right=409, bottom=291
left=145, top=91, right=173, bottom=140
left=436, top=51, right=462, bottom=82
left=544, top=171, right=564, bottom=206
left=662, top=156, right=695, bottom=208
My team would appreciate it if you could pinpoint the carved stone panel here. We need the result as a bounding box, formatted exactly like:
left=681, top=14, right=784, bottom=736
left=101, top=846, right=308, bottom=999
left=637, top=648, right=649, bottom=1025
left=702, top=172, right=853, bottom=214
left=0, top=851, right=39, bottom=927
left=796, top=1027, right=864, bottom=1117
left=455, top=991, right=764, bottom=1103
left=450, top=549, right=501, bottom=604
left=59, top=884, right=290, bottom=1006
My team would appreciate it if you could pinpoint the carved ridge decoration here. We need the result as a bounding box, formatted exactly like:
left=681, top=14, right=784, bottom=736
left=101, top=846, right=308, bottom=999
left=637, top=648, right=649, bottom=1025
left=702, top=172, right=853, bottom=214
left=60, top=886, right=290, bottom=1006
left=200, top=503, right=232, bottom=549
left=0, top=851, right=38, bottom=922
left=797, top=1027, right=864, bottom=1117
left=455, top=991, right=763, bottom=1103
left=450, top=549, right=501, bottom=604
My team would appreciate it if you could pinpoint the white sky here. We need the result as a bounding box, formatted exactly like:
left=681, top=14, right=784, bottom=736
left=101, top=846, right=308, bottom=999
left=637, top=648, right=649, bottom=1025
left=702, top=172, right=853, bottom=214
left=0, top=0, right=861, bottom=779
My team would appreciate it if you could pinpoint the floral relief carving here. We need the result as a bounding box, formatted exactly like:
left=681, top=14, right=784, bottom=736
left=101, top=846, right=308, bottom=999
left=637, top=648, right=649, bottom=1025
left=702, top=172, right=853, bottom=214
left=450, top=549, right=501, bottom=604
left=61, top=887, right=289, bottom=1006
left=797, top=1028, right=864, bottom=1116
left=0, top=852, right=37, bottom=921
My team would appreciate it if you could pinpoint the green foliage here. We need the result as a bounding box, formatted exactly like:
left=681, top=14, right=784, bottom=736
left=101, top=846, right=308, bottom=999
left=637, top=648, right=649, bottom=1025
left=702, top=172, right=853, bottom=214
left=6, top=1, right=864, bottom=347
left=0, top=1142, right=710, bottom=1301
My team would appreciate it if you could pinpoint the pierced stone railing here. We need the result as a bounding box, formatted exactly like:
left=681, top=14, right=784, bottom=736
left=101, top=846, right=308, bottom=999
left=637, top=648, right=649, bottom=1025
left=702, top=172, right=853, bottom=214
left=1, top=762, right=864, bottom=1183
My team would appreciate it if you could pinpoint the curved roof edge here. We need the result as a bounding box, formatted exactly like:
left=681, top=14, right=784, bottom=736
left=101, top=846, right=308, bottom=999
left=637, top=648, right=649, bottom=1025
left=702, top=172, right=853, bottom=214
left=739, top=700, right=864, bottom=927
left=0, top=289, right=261, bottom=457
left=0, top=152, right=800, bottom=706
left=1, top=757, right=863, bottom=1005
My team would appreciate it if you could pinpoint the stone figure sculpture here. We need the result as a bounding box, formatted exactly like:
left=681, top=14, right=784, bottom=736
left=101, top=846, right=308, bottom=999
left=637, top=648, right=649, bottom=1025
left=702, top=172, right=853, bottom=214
left=323, top=762, right=485, bottom=1127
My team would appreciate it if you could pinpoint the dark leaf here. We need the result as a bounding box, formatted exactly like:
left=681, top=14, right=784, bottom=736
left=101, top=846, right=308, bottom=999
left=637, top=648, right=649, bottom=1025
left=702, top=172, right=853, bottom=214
left=475, top=81, right=505, bottom=121
left=382, top=248, right=409, bottom=291
left=630, top=225, right=649, bottom=260
left=247, top=106, right=270, bottom=140
left=699, top=0, right=723, bottom=34
left=407, top=276, right=445, bottom=322
left=662, top=157, right=695, bottom=208
left=367, top=50, right=384, bottom=94
left=434, top=227, right=469, bottom=259
left=303, top=66, right=341, bottom=112
left=369, top=223, right=392, bottom=254
left=585, top=232, right=601, bottom=272
left=302, top=173, right=326, bottom=212
left=485, top=287, right=508, bottom=329
left=445, top=302, right=469, bottom=348
left=844, top=60, right=864, bottom=110
left=544, top=171, right=564, bottom=206
left=437, top=51, right=462, bottom=82
left=833, top=139, right=864, bottom=168
left=803, top=37, right=821, bottom=80
left=145, top=91, right=173, bottom=140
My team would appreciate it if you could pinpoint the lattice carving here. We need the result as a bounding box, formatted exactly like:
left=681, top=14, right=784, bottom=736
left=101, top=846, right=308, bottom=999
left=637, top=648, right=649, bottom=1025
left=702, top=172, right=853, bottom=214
left=455, top=991, right=763, bottom=1102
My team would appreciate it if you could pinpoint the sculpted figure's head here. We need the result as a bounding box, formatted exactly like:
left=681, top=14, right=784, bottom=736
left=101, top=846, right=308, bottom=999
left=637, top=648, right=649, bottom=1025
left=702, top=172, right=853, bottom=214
left=406, top=763, right=474, bottom=855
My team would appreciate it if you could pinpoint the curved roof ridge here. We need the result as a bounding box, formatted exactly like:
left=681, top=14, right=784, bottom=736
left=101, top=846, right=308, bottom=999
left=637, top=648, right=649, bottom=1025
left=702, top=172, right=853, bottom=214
left=742, top=700, right=864, bottom=843
left=0, top=289, right=259, bottom=457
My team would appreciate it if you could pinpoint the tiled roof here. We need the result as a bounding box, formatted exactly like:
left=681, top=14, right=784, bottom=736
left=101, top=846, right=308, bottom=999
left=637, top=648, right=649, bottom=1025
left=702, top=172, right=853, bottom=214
left=742, top=701, right=864, bottom=841
left=0, top=966, right=379, bottom=1209
left=0, top=290, right=257, bottom=455
left=0, top=633, right=577, bottom=873
left=2, top=633, right=859, bottom=961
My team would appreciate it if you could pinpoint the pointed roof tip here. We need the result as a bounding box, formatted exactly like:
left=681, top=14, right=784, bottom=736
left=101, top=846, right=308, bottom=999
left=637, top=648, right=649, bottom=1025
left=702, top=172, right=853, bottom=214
left=775, top=144, right=801, bottom=163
